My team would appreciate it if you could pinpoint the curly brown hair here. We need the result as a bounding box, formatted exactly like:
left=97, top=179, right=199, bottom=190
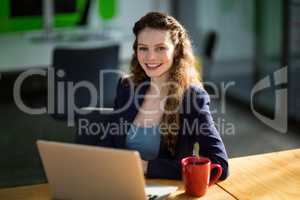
left=129, top=12, right=201, bottom=155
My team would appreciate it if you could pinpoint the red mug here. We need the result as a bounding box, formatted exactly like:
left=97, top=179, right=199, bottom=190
left=181, top=156, right=222, bottom=197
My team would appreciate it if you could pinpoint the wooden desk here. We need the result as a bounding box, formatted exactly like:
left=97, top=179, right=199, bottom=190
left=4, top=149, right=299, bottom=199
left=0, top=179, right=235, bottom=200
left=218, top=148, right=300, bottom=199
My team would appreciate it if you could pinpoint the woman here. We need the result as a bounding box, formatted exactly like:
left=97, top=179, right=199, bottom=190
left=112, top=12, right=229, bottom=180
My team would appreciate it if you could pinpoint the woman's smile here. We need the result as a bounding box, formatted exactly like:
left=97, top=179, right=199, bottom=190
left=145, top=63, right=162, bottom=69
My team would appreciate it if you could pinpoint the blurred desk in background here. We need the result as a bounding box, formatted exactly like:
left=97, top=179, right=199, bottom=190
left=0, top=28, right=133, bottom=73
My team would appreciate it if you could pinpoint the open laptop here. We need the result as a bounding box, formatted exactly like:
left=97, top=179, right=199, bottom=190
left=37, top=140, right=177, bottom=200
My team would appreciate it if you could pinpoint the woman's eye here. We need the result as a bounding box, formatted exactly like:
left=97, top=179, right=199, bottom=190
left=138, top=47, right=147, bottom=51
left=158, top=47, right=166, bottom=51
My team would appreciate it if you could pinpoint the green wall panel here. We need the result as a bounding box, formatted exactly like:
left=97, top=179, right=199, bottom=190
left=0, top=0, right=86, bottom=33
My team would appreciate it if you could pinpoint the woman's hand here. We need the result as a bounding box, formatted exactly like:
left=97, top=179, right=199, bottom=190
left=141, top=160, right=148, bottom=175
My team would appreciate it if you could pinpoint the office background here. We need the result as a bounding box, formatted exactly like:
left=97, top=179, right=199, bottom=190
left=0, top=0, right=299, bottom=188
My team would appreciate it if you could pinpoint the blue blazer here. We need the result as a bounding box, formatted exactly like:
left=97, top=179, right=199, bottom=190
left=76, top=77, right=229, bottom=180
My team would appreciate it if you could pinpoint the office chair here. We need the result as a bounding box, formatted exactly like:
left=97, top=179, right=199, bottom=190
left=202, top=31, right=218, bottom=81
left=50, top=44, right=120, bottom=121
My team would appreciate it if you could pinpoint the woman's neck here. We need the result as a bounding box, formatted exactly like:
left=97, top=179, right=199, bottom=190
left=149, top=73, right=170, bottom=97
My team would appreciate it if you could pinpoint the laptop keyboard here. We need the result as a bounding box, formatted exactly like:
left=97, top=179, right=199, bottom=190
left=147, top=194, right=158, bottom=200
left=145, top=184, right=177, bottom=200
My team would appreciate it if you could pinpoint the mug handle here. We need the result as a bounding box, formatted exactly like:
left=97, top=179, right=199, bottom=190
left=208, top=163, right=222, bottom=186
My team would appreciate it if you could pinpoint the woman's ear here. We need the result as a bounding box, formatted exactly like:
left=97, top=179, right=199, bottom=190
left=173, top=45, right=181, bottom=63
left=174, top=46, right=180, bottom=57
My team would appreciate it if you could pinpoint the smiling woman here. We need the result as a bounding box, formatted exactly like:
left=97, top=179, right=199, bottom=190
left=77, top=12, right=229, bottom=181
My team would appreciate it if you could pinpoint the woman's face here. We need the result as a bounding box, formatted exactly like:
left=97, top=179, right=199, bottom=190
left=137, top=27, right=176, bottom=78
